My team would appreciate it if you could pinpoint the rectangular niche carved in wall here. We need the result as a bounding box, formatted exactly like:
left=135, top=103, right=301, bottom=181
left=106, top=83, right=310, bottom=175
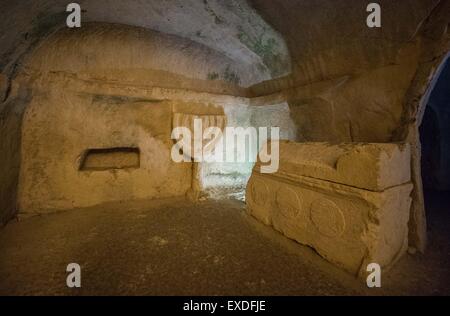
left=80, top=147, right=140, bottom=171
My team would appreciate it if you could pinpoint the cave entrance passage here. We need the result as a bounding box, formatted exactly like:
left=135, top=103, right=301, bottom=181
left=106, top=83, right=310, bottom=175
left=419, top=57, right=450, bottom=240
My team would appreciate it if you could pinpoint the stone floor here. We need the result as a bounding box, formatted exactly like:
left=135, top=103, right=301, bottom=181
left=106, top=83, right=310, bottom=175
left=0, top=192, right=449, bottom=296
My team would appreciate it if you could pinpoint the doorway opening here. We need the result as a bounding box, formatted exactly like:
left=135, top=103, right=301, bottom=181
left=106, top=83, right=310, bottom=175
left=419, top=58, right=450, bottom=242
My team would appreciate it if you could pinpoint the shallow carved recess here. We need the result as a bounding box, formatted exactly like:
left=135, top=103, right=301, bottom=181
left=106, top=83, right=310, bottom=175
left=79, top=147, right=141, bottom=171
left=246, top=141, right=413, bottom=275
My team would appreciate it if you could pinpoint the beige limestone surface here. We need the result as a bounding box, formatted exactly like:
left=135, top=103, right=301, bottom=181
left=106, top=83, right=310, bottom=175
left=247, top=141, right=413, bottom=275
left=255, top=141, right=412, bottom=191
left=17, top=84, right=192, bottom=216
left=0, top=1, right=448, bottom=255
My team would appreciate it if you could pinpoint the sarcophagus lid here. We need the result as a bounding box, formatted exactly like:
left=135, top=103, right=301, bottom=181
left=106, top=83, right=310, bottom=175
left=255, top=141, right=411, bottom=191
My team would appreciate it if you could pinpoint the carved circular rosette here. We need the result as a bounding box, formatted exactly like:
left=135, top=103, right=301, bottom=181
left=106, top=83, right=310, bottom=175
left=310, top=199, right=345, bottom=238
left=249, top=178, right=269, bottom=207
left=275, top=186, right=306, bottom=226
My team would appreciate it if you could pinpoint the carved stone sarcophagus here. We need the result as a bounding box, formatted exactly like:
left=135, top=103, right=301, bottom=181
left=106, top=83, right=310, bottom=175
left=246, top=141, right=413, bottom=275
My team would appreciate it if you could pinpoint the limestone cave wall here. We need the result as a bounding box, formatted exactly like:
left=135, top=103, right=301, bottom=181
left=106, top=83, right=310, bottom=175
left=12, top=22, right=297, bottom=214
left=250, top=0, right=449, bottom=143
left=0, top=1, right=449, bottom=253
left=17, top=85, right=192, bottom=215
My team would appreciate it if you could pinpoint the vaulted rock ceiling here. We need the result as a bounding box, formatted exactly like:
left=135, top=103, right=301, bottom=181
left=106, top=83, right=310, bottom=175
left=0, top=0, right=292, bottom=87
left=1, top=0, right=447, bottom=90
